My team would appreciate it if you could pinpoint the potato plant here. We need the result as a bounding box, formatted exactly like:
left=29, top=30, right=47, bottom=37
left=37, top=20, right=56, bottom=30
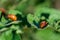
left=0, top=0, right=60, bottom=40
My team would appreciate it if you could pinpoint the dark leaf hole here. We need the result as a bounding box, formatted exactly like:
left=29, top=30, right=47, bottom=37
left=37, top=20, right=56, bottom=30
left=41, top=13, right=49, bottom=19
left=33, top=21, right=39, bottom=28
left=16, top=14, right=23, bottom=20
left=55, top=20, right=60, bottom=25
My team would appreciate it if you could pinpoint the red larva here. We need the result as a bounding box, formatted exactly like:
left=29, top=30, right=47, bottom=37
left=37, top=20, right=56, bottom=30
left=40, top=21, right=47, bottom=28
left=0, top=8, right=6, bottom=13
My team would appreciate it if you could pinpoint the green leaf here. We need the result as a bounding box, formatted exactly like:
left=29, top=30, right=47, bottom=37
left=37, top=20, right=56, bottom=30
left=48, top=13, right=60, bottom=25
left=0, top=29, right=12, bottom=40
left=1, top=16, right=8, bottom=23
left=34, top=6, right=60, bottom=23
left=8, top=10, right=22, bottom=15
left=12, top=33, right=21, bottom=40
left=11, top=25, right=21, bottom=40
left=0, top=16, right=8, bottom=28
left=27, top=14, right=36, bottom=27
left=35, top=28, right=60, bottom=40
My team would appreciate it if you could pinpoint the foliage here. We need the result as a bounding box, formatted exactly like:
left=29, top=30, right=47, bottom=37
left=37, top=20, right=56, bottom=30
left=0, top=0, right=60, bottom=40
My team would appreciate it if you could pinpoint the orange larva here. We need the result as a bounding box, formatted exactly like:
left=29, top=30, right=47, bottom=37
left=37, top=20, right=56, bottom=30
left=7, top=14, right=17, bottom=21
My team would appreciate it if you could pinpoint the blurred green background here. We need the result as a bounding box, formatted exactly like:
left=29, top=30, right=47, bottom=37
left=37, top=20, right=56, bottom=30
left=0, top=0, right=60, bottom=40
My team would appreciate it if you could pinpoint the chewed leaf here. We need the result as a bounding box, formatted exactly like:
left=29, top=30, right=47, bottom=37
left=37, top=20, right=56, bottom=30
left=34, top=6, right=60, bottom=24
